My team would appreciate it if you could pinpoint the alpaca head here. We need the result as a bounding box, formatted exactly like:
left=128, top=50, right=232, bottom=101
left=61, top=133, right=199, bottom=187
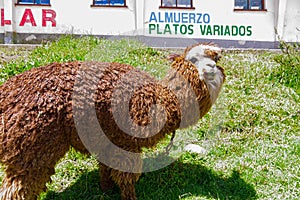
left=184, top=43, right=225, bottom=104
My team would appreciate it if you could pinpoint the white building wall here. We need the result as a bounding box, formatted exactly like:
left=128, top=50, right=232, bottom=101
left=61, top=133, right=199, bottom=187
left=0, top=0, right=299, bottom=47
left=1, top=0, right=15, bottom=43
left=282, top=0, right=300, bottom=42
left=13, top=0, right=136, bottom=35
left=144, top=0, right=276, bottom=42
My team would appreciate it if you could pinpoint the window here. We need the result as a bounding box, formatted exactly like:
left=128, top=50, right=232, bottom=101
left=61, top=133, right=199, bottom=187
left=160, top=0, right=194, bottom=9
left=234, top=0, right=266, bottom=11
left=92, top=0, right=127, bottom=7
left=17, top=0, right=50, bottom=5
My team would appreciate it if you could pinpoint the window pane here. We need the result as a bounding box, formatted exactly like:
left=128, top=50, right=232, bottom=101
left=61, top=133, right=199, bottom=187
left=19, top=0, right=34, bottom=4
left=163, top=0, right=175, bottom=7
left=111, top=0, right=124, bottom=5
left=250, top=0, right=262, bottom=9
left=42, top=0, right=50, bottom=4
left=95, top=0, right=109, bottom=5
left=94, top=0, right=125, bottom=6
left=235, top=0, right=248, bottom=9
left=19, top=0, right=50, bottom=4
left=38, top=0, right=50, bottom=4
left=178, top=0, right=191, bottom=7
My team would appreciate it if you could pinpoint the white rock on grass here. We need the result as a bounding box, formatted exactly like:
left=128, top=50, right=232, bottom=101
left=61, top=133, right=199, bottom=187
left=184, top=144, right=208, bottom=155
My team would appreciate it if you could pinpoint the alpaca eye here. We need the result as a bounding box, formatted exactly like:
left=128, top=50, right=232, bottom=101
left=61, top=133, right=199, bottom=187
left=215, top=55, right=222, bottom=62
left=189, top=57, right=198, bottom=64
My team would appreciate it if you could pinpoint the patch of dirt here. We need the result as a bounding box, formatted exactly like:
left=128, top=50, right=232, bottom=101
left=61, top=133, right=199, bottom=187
left=0, top=45, right=37, bottom=65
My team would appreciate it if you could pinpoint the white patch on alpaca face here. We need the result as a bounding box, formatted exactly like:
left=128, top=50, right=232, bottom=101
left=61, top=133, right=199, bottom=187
left=185, top=45, right=224, bottom=104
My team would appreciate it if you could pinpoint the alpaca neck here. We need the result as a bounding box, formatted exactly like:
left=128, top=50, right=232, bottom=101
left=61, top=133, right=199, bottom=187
left=162, top=57, right=224, bottom=128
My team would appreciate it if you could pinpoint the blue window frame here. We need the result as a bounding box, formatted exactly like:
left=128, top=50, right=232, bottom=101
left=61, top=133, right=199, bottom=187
left=18, top=0, right=50, bottom=5
left=234, top=0, right=265, bottom=10
left=93, top=0, right=126, bottom=7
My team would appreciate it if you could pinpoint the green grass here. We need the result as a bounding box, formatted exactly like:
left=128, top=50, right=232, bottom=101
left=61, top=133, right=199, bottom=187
left=0, top=36, right=170, bottom=83
left=0, top=45, right=34, bottom=83
left=0, top=36, right=299, bottom=200
left=270, top=41, right=300, bottom=95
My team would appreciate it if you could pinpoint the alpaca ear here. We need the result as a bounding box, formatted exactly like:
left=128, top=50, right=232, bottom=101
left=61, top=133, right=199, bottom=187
left=204, top=49, right=222, bottom=62
left=167, top=53, right=181, bottom=61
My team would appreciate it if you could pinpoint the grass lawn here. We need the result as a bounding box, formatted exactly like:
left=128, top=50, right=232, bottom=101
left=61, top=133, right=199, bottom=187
left=0, top=37, right=299, bottom=200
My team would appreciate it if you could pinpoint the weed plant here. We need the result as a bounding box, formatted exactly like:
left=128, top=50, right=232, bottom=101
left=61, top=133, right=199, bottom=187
left=271, top=40, right=300, bottom=95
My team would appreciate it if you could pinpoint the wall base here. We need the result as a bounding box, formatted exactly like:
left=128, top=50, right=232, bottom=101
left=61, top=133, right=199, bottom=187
left=1, top=32, right=281, bottom=49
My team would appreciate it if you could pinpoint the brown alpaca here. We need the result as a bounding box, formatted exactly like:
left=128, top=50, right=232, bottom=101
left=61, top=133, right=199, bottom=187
left=0, top=43, right=225, bottom=200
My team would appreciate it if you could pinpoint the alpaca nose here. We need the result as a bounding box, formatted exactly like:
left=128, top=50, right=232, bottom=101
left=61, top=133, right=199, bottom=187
left=207, top=63, right=216, bottom=68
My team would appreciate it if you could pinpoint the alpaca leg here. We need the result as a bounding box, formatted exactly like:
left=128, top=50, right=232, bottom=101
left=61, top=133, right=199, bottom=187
left=99, top=163, right=115, bottom=192
left=103, top=149, right=142, bottom=200
left=0, top=174, right=31, bottom=200
left=0, top=167, right=54, bottom=200
left=0, top=151, right=68, bottom=200
left=0, top=131, right=70, bottom=200
left=110, top=169, right=141, bottom=200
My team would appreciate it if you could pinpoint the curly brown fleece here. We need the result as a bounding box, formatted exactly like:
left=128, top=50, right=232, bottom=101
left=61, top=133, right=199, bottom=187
left=0, top=45, right=225, bottom=200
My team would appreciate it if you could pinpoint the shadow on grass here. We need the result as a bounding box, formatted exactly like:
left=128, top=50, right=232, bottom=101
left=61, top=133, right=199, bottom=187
left=42, top=160, right=257, bottom=200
